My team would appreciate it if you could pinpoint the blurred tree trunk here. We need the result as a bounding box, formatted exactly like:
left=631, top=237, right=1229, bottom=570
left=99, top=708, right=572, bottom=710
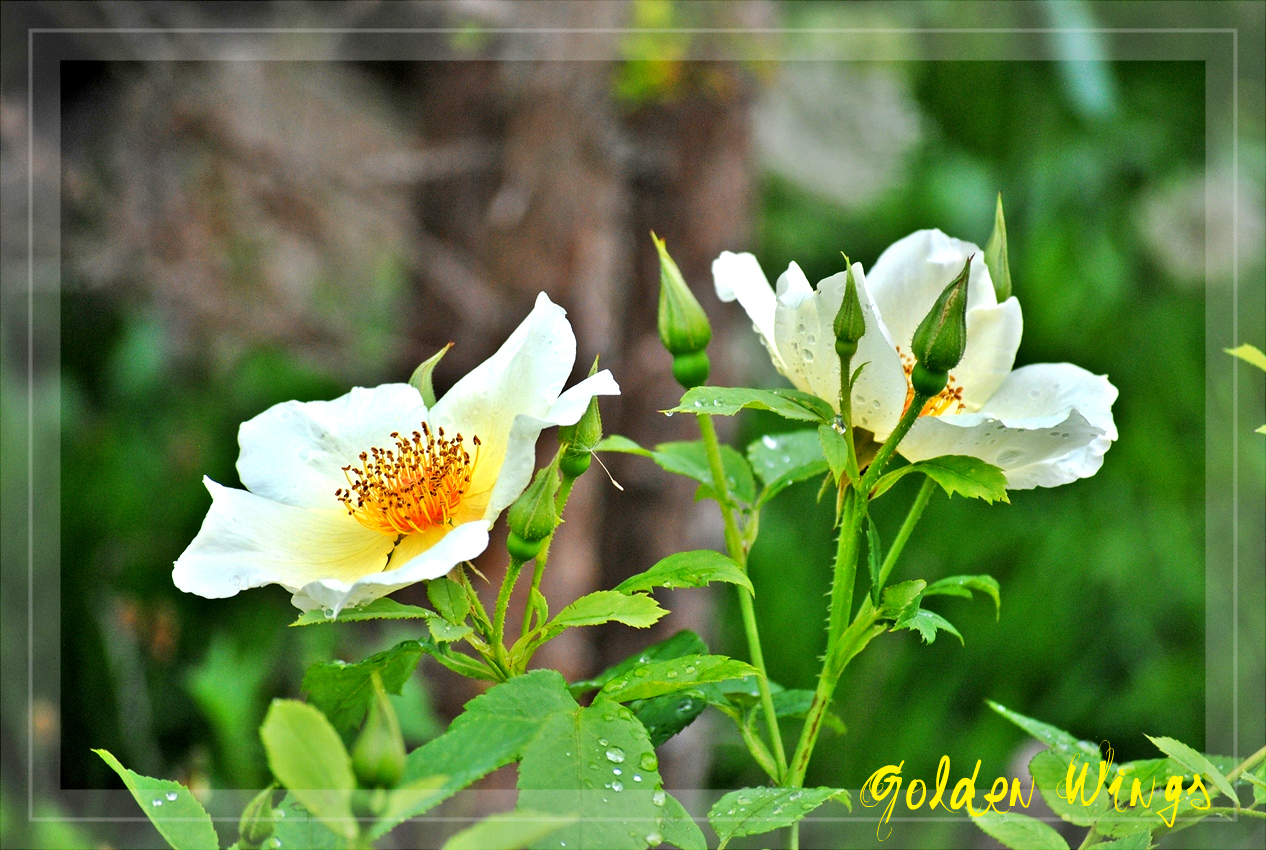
left=407, top=6, right=763, bottom=791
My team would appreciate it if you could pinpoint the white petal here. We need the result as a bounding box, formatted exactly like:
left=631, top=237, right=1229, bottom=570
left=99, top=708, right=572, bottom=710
left=712, top=251, right=790, bottom=375
left=775, top=261, right=813, bottom=305
left=866, top=229, right=997, bottom=353
left=899, top=408, right=1106, bottom=488
left=481, top=370, right=619, bottom=522
left=430, top=292, right=576, bottom=505
left=771, top=267, right=845, bottom=401
left=836, top=265, right=909, bottom=437
left=954, top=298, right=1023, bottom=409
left=237, top=383, right=428, bottom=510
left=173, top=478, right=394, bottom=598
left=977, top=363, right=1119, bottom=440
left=1000, top=434, right=1113, bottom=489
left=292, top=521, right=490, bottom=616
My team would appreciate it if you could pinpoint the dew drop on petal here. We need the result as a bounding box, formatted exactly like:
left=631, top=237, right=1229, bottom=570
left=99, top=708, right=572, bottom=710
left=761, top=435, right=778, bottom=449
left=653, top=790, right=667, bottom=807
left=605, top=747, right=626, bottom=763
left=598, top=738, right=609, bottom=747
left=646, top=831, right=663, bottom=845
left=165, top=792, right=178, bottom=801
left=613, top=768, right=622, bottom=775
left=664, top=411, right=673, bottom=417
left=640, top=753, right=659, bottom=771
left=633, top=774, right=642, bottom=782
left=612, top=780, right=624, bottom=792
left=805, top=333, right=817, bottom=345
left=666, top=670, right=678, bottom=679
left=802, top=350, right=815, bottom=363
left=151, top=799, right=163, bottom=807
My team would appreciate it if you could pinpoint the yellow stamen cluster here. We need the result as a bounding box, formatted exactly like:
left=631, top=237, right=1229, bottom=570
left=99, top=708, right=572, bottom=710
left=896, top=345, right=966, bottom=417
left=336, top=423, right=481, bottom=535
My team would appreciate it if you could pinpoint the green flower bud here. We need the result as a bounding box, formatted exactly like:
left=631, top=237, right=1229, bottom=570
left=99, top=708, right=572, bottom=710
left=506, top=531, right=543, bottom=562
left=653, top=232, right=712, bottom=359
left=671, top=350, right=710, bottom=389
left=910, top=257, right=971, bottom=375
left=237, top=784, right=277, bottom=848
left=559, top=357, right=603, bottom=478
left=351, top=672, right=405, bottom=789
left=910, top=362, right=949, bottom=397
left=507, top=464, right=560, bottom=550
left=983, top=193, right=1012, bottom=302
left=408, top=342, right=453, bottom=408
left=832, top=258, right=866, bottom=361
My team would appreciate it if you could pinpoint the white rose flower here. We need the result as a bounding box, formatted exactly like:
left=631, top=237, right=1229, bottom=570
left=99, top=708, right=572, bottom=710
left=713, top=229, right=1117, bottom=489
left=173, top=293, right=619, bottom=614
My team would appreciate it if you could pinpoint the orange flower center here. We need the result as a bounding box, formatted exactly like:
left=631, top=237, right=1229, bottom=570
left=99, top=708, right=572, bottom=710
left=336, top=423, right=481, bottom=535
left=896, top=345, right=966, bottom=417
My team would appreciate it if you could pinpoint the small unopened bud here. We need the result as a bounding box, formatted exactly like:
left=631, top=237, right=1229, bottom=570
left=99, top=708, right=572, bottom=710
left=983, top=194, right=1012, bottom=303
left=351, top=673, right=405, bottom=789
left=832, top=259, right=866, bottom=361
left=910, top=257, right=971, bottom=379
left=653, top=232, right=712, bottom=388
left=507, top=464, right=560, bottom=560
left=559, top=358, right=603, bottom=479
left=238, top=785, right=277, bottom=848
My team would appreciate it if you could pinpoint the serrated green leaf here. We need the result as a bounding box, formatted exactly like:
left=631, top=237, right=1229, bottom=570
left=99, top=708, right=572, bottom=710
left=893, top=608, right=963, bottom=645
left=1086, top=833, right=1152, bottom=849
left=377, top=671, right=578, bottom=839
left=1252, top=761, right=1266, bottom=805
left=924, top=574, right=1002, bottom=619
left=708, top=787, right=842, bottom=848
left=542, top=591, right=667, bottom=641
left=973, top=810, right=1070, bottom=850
left=747, top=430, right=829, bottom=501
left=986, top=701, right=1101, bottom=757
left=599, top=655, right=761, bottom=703
left=94, top=750, right=219, bottom=850
left=630, top=691, right=709, bottom=747
left=259, top=700, right=357, bottom=839
left=879, top=580, right=926, bottom=621
left=873, top=454, right=1009, bottom=503
left=569, top=630, right=709, bottom=696
left=428, top=577, right=470, bottom=624
left=517, top=697, right=668, bottom=850
left=409, top=342, right=453, bottom=408
left=1143, top=735, right=1237, bottom=802
left=668, top=386, right=834, bottom=423
left=596, top=436, right=757, bottom=505
left=660, top=793, right=707, bottom=850
left=441, top=810, right=577, bottom=850
left=614, top=550, right=752, bottom=595
left=302, top=640, right=424, bottom=739
left=428, top=618, right=474, bottom=644
left=291, top=597, right=436, bottom=626
left=271, top=794, right=348, bottom=849
left=652, top=441, right=757, bottom=506
left=817, top=424, right=851, bottom=484
left=1227, top=343, right=1266, bottom=371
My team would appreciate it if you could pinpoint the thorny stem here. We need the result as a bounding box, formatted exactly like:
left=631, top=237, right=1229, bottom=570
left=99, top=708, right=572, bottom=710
left=787, top=392, right=932, bottom=807
left=698, top=412, right=789, bottom=780
left=492, top=556, right=526, bottom=672
left=1227, top=743, right=1266, bottom=783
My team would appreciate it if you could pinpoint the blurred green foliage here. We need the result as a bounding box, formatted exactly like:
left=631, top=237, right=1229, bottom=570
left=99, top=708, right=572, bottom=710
left=714, top=60, right=1214, bottom=820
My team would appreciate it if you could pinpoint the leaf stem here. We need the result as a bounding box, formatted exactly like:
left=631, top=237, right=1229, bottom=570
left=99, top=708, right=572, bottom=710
left=698, top=412, right=788, bottom=780
left=876, top=476, right=937, bottom=589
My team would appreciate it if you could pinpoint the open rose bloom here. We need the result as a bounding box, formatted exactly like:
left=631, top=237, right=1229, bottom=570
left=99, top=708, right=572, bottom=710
left=714, top=229, right=1117, bottom=488
left=173, top=293, right=618, bottom=614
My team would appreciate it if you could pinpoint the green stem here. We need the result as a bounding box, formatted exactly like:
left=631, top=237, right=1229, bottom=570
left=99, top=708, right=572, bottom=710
left=521, top=474, right=577, bottom=640
left=1075, top=826, right=1100, bottom=850
left=786, top=395, right=931, bottom=793
left=787, top=601, right=882, bottom=786
left=698, top=412, right=788, bottom=779
left=492, top=556, right=527, bottom=672
left=876, top=476, right=936, bottom=589
left=1227, top=743, right=1266, bottom=782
